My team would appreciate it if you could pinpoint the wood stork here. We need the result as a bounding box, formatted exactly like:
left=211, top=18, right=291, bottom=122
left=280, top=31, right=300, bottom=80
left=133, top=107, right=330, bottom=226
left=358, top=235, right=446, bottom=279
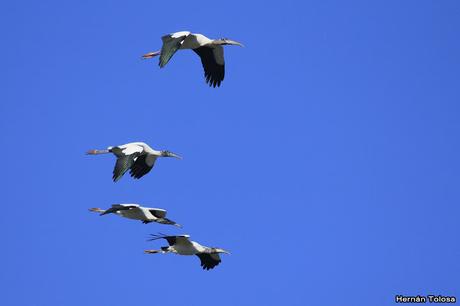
left=89, top=204, right=181, bottom=227
left=86, top=142, right=181, bottom=182
left=142, top=31, right=244, bottom=88
left=145, top=234, right=230, bottom=270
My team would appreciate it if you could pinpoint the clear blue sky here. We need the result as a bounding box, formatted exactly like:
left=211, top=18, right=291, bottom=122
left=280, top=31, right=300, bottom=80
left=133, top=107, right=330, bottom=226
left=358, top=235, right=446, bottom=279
left=1, top=1, right=459, bottom=305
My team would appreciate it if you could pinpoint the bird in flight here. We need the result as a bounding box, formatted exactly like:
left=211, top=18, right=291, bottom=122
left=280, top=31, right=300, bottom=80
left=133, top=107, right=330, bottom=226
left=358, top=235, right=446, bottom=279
left=142, top=31, right=244, bottom=88
left=89, top=204, right=181, bottom=227
left=145, top=233, right=230, bottom=270
left=86, top=142, right=181, bottom=182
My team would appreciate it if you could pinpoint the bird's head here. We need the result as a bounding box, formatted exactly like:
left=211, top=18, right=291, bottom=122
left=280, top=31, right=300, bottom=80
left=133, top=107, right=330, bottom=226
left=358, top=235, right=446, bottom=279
left=215, top=38, right=244, bottom=47
left=212, top=247, right=231, bottom=255
left=160, top=150, right=182, bottom=159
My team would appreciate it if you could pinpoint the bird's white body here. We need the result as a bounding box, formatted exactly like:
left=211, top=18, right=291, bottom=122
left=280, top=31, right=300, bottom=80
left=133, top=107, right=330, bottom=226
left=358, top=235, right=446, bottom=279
left=170, top=240, right=206, bottom=255
left=113, top=204, right=160, bottom=221
left=110, top=142, right=160, bottom=171
left=111, top=142, right=160, bottom=156
left=166, top=31, right=225, bottom=65
left=175, top=32, right=225, bottom=65
left=167, top=32, right=224, bottom=64
left=178, top=33, right=212, bottom=50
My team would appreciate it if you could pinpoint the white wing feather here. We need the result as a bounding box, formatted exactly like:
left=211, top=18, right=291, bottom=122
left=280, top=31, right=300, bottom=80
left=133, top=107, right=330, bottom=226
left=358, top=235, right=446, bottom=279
left=121, top=144, right=144, bottom=156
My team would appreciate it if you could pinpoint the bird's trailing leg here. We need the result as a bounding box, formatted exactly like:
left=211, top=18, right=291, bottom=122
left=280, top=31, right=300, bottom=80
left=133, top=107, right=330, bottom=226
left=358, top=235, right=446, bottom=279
left=86, top=149, right=110, bottom=155
left=142, top=50, right=161, bottom=59
left=144, top=249, right=166, bottom=254
left=89, top=208, right=105, bottom=213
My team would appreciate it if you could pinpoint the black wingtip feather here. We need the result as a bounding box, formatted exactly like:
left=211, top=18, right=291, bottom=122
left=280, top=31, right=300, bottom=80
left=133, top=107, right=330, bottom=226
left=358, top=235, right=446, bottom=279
left=193, top=46, right=225, bottom=89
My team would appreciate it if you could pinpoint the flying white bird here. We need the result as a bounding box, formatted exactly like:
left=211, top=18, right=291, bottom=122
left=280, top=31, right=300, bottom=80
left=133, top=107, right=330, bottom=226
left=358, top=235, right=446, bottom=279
left=86, top=142, right=181, bottom=182
left=142, top=31, right=244, bottom=87
left=145, top=233, right=230, bottom=270
left=89, top=204, right=181, bottom=227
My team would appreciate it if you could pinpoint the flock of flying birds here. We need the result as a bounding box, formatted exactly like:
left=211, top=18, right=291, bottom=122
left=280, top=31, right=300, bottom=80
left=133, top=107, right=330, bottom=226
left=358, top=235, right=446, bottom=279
left=87, top=31, right=243, bottom=270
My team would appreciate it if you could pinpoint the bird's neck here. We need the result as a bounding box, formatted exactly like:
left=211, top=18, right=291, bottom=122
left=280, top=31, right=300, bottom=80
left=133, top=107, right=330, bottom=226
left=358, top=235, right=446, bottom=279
left=192, top=242, right=206, bottom=252
left=152, top=149, right=162, bottom=156
left=141, top=145, right=160, bottom=155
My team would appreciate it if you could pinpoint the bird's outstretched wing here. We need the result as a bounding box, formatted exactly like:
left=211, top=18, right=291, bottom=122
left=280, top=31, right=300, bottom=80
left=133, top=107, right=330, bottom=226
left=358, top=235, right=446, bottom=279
left=100, top=204, right=139, bottom=216
left=147, top=208, right=167, bottom=218
left=159, top=33, right=189, bottom=68
left=148, top=233, right=191, bottom=246
left=193, top=46, right=225, bottom=87
left=129, top=154, right=156, bottom=179
left=146, top=209, right=180, bottom=227
left=111, top=144, right=144, bottom=157
left=110, top=146, right=144, bottom=182
left=196, top=253, right=221, bottom=270
left=113, top=154, right=137, bottom=182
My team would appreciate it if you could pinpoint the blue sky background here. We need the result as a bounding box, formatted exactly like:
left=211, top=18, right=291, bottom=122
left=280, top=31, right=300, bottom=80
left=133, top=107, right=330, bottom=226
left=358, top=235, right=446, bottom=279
left=1, top=0, right=459, bottom=305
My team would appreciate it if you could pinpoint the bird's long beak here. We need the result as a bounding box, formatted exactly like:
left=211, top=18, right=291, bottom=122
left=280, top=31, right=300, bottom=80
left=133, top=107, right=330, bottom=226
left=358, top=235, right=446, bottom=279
left=218, top=248, right=231, bottom=255
left=227, top=40, right=244, bottom=47
left=142, top=51, right=161, bottom=59
left=168, top=152, right=183, bottom=159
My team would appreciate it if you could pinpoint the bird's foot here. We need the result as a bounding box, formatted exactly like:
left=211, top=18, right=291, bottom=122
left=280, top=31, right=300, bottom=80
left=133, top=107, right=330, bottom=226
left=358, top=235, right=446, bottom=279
left=142, top=51, right=160, bottom=59
left=89, top=208, right=103, bottom=213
